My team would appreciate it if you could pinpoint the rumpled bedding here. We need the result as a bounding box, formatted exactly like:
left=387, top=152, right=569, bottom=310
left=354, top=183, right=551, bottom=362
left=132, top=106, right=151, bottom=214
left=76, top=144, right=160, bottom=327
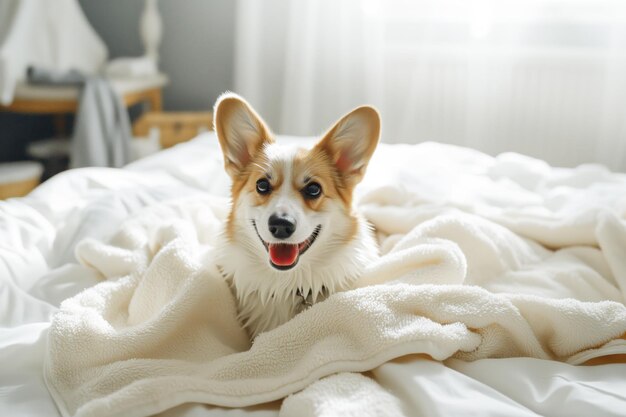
left=2, top=134, right=626, bottom=417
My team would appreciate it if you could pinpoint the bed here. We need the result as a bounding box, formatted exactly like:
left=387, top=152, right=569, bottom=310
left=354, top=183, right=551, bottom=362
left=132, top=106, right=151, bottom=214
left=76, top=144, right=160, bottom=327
left=1, top=133, right=625, bottom=417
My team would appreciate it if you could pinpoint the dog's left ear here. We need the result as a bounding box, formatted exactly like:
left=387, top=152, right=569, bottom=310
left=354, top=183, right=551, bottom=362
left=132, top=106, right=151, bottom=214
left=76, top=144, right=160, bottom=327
left=315, top=106, right=380, bottom=186
left=214, top=93, right=273, bottom=177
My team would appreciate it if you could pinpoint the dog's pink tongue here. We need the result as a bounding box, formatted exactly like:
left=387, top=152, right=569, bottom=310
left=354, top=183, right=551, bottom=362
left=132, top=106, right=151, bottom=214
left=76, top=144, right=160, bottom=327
left=269, top=244, right=298, bottom=266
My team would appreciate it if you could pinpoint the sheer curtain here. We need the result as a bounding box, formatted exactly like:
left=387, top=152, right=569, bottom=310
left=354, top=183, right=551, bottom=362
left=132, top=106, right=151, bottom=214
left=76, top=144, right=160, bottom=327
left=235, top=0, right=626, bottom=171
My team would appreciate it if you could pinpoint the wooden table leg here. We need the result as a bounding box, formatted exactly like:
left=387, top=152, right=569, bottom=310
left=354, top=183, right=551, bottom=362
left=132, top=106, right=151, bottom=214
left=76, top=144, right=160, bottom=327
left=148, top=88, right=162, bottom=111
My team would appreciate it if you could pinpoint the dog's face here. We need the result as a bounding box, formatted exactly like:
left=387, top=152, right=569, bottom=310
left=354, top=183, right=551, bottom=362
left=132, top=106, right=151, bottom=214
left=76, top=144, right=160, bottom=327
left=214, top=93, right=380, bottom=274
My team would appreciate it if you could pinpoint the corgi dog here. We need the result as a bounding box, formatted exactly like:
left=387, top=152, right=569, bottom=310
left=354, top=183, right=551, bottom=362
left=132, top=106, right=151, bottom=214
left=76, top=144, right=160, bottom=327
left=214, top=93, right=380, bottom=338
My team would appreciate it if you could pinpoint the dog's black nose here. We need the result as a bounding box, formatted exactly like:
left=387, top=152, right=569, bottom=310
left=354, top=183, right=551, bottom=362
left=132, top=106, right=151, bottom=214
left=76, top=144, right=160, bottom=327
left=268, top=214, right=296, bottom=239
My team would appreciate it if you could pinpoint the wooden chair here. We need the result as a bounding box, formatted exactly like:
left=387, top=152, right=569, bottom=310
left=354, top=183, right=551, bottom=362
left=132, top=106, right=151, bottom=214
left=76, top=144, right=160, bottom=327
left=133, top=111, right=213, bottom=149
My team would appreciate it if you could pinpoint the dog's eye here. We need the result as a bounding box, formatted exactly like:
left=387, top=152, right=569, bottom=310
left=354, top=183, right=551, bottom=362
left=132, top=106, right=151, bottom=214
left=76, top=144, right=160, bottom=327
left=256, top=179, right=271, bottom=194
left=303, top=182, right=322, bottom=199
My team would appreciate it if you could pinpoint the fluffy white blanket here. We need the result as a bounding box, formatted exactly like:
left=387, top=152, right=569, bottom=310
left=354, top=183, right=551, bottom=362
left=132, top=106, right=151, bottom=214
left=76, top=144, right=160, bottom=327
left=45, top=143, right=626, bottom=417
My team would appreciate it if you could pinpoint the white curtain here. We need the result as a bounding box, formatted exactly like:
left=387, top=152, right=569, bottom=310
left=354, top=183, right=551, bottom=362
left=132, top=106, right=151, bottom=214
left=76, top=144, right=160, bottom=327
left=235, top=0, right=626, bottom=171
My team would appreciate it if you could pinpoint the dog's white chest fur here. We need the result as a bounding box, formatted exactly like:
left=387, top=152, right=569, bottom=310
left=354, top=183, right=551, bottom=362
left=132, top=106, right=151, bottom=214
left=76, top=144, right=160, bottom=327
left=217, top=219, right=378, bottom=337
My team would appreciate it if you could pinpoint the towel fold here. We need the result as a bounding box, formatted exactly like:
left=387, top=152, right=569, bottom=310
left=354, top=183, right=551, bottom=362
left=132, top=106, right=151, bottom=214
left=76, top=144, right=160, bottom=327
left=43, top=193, right=626, bottom=417
left=280, top=373, right=407, bottom=417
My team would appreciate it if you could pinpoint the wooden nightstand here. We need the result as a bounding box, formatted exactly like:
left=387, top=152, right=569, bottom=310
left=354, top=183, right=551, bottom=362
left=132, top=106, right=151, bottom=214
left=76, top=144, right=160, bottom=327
left=0, top=74, right=168, bottom=134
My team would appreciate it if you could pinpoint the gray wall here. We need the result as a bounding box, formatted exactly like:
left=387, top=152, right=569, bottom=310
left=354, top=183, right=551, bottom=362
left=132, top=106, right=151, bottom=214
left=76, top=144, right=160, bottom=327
left=79, top=0, right=236, bottom=110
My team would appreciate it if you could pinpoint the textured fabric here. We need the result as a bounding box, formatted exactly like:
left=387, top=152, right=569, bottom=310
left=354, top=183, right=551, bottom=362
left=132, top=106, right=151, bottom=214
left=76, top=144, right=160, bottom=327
left=7, top=136, right=626, bottom=417
left=280, top=373, right=406, bottom=417
left=44, top=185, right=626, bottom=417
left=70, top=76, right=132, bottom=168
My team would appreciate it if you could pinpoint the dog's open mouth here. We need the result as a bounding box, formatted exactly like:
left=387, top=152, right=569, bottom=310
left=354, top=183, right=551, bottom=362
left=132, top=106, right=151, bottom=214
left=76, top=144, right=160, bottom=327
left=252, top=221, right=322, bottom=270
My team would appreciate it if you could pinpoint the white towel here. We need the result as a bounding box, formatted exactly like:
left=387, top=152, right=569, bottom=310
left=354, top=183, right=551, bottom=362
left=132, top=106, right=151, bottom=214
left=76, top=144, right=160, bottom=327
left=70, top=76, right=133, bottom=168
left=44, top=189, right=626, bottom=417
left=280, top=373, right=407, bottom=417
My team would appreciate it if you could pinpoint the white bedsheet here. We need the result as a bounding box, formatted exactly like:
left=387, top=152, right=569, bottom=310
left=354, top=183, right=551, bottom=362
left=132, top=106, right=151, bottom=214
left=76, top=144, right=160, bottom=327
left=1, top=133, right=625, bottom=416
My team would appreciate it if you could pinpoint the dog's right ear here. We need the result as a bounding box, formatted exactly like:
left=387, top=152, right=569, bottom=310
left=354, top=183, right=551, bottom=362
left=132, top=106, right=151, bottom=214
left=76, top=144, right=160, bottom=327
left=214, top=93, right=273, bottom=177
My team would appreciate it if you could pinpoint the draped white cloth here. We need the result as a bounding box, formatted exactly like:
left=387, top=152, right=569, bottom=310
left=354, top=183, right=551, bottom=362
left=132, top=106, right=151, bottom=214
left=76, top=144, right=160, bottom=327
left=235, top=0, right=626, bottom=171
left=0, top=0, right=107, bottom=105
